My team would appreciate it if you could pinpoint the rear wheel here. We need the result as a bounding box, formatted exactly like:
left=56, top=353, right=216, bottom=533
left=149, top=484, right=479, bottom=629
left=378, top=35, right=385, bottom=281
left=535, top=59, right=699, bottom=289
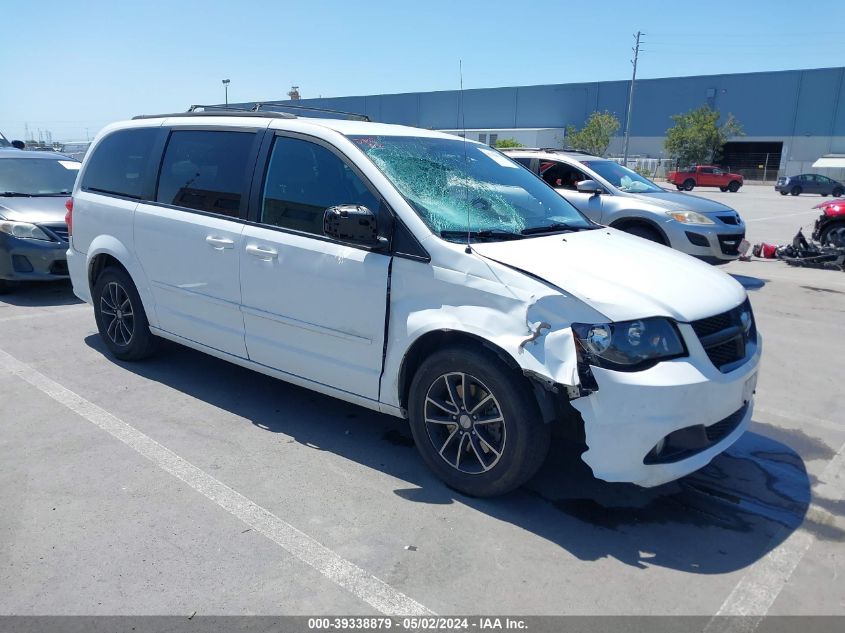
left=728, top=181, right=741, bottom=192
left=93, top=267, right=156, bottom=361
left=780, top=190, right=788, bottom=196
left=720, top=187, right=728, bottom=192
left=675, top=185, right=684, bottom=191
left=791, top=186, right=802, bottom=196
left=408, top=347, right=550, bottom=497
left=833, top=187, right=844, bottom=198
left=820, top=222, right=845, bottom=247
left=683, top=179, right=695, bottom=191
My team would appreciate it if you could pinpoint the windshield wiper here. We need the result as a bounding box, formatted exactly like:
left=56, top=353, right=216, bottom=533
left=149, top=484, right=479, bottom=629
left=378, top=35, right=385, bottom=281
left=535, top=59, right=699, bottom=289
left=440, top=229, right=525, bottom=242
left=520, top=223, right=594, bottom=235
left=1, top=191, right=34, bottom=197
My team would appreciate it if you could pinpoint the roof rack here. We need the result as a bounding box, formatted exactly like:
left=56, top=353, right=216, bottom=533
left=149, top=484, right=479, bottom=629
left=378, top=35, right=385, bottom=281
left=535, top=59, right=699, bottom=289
left=133, top=106, right=295, bottom=120
left=252, top=101, right=370, bottom=122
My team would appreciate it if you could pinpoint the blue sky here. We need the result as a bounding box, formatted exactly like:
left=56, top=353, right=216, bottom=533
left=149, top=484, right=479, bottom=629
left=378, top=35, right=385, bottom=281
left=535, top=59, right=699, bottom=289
left=2, top=0, right=843, bottom=142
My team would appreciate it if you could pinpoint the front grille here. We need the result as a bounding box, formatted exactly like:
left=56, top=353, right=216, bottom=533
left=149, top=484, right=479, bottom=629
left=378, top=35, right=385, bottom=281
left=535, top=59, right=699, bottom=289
left=691, top=299, right=756, bottom=372
left=717, top=214, right=740, bottom=225
left=39, top=223, right=69, bottom=242
left=705, top=403, right=748, bottom=443
left=717, top=233, right=745, bottom=255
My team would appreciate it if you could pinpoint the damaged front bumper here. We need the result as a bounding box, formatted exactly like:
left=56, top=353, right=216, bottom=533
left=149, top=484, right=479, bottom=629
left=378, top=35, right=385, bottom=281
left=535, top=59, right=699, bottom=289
left=568, top=331, right=761, bottom=488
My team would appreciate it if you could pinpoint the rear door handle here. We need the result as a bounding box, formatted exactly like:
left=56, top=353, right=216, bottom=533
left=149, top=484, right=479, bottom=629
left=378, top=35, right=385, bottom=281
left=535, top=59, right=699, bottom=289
left=245, top=244, right=278, bottom=260
left=206, top=235, right=234, bottom=249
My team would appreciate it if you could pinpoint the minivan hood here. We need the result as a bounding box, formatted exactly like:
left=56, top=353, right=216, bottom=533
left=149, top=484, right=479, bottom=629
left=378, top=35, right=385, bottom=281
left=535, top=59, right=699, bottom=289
left=472, top=228, right=746, bottom=322
left=0, top=196, right=68, bottom=223
left=626, top=190, right=736, bottom=215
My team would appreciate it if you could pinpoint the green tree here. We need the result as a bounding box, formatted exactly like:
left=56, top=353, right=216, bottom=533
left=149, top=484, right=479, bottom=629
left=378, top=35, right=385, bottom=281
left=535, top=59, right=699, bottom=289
left=565, top=111, right=620, bottom=157
left=494, top=138, right=524, bottom=148
left=664, top=105, right=743, bottom=167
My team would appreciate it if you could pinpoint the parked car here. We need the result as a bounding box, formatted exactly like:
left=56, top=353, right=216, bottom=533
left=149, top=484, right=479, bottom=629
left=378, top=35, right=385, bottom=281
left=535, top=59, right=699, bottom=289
left=67, top=112, right=761, bottom=496
left=666, top=165, right=743, bottom=192
left=60, top=141, right=92, bottom=162
left=775, top=174, right=844, bottom=197
left=502, top=149, right=746, bottom=264
left=0, top=148, right=78, bottom=293
left=811, top=197, right=845, bottom=245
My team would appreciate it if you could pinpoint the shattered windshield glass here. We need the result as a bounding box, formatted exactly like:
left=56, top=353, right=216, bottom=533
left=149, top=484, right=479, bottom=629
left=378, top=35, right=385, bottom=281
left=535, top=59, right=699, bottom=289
left=350, top=135, right=593, bottom=241
left=582, top=160, right=663, bottom=193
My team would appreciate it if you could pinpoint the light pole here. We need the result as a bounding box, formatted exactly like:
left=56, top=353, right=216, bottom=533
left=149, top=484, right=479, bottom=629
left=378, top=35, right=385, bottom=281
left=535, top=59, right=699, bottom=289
left=622, top=31, right=643, bottom=166
left=222, top=79, right=231, bottom=106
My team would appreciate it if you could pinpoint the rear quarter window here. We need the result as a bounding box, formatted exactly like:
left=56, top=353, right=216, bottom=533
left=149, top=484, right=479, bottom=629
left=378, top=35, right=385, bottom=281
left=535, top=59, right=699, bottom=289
left=81, top=128, right=159, bottom=199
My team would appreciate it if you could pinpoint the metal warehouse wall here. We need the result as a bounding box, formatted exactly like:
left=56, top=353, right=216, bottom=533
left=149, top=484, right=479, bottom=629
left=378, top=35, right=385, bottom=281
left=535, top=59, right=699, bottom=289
left=233, top=67, right=845, bottom=138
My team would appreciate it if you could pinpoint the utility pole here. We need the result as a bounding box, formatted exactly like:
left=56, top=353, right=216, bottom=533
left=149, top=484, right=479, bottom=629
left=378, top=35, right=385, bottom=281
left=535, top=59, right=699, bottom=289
left=622, top=31, right=643, bottom=166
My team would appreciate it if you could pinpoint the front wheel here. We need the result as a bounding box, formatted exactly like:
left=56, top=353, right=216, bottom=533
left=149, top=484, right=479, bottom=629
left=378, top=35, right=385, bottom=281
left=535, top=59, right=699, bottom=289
left=832, top=187, right=844, bottom=198
left=728, top=181, right=741, bottom=192
left=675, top=185, right=684, bottom=191
left=93, top=267, right=156, bottom=361
left=791, top=186, right=802, bottom=196
left=683, top=179, right=695, bottom=191
left=408, top=347, right=550, bottom=497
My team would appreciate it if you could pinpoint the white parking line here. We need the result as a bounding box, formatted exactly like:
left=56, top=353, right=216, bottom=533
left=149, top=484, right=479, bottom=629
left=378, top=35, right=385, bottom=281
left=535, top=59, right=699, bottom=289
left=744, top=210, right=821, bottom=222
left=704, top=438, right=845, bottom=633
left=0, top=347, right=435, bottom=617
left=0, top=305, right=89, bottom=323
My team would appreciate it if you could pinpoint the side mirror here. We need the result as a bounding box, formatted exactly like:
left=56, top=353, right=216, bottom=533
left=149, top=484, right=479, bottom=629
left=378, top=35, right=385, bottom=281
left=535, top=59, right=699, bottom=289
left=323, top=204, right=388, bottom=249
left=11, top=140, right=25, bottom=150
left=576, top=180, right=603, bottom=195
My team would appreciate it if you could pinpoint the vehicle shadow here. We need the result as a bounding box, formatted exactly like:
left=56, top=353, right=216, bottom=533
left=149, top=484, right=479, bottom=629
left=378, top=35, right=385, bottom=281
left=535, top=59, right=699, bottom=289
left=730, top=274, right=767, bottom=290
left=84, top=335, right=827, bottom=575
left=0, top=280, right=81, bottom=307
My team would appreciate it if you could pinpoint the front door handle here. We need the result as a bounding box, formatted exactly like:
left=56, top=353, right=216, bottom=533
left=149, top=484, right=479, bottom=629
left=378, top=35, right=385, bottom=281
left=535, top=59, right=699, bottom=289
left=206, top=235, right=234, bottom=249
left=245, top=244, right=278, bottom=260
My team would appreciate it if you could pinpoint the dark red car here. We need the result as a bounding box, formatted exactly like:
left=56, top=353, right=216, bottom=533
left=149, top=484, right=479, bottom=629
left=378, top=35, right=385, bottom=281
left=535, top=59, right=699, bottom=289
left=811, top=198, right=845, bottom=245
left=667, top=165, right=743, bottom=192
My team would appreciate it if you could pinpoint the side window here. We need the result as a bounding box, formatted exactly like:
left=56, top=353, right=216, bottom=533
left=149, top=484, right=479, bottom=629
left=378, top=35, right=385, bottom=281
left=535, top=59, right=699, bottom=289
left=155, top=130, right=254, bottom=217
left=261, top=136, right=379, bottom=235
left=540, top=161, right=586, bottom=190
left=81, top=128, right=159, bottom=199
left=513, top=157, right=533, bottom=169
left=700, top=167, right=714, bottom=174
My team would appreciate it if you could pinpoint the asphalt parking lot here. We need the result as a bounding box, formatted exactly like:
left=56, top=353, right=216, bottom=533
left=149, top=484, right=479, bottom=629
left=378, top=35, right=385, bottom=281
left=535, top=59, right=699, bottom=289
left=0, top=184, right=843, bottom=618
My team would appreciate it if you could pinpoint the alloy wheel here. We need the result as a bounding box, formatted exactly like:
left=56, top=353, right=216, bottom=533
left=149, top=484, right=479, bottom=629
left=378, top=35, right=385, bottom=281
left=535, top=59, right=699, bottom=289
left=423, top=372, right=507, bottom=475
left=100, top=281, right=134, bottom=346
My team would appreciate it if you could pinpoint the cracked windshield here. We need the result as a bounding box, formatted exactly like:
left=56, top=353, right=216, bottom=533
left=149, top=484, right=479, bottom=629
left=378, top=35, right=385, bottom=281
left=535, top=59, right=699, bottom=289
left=351, top=135, right=594, bottom=241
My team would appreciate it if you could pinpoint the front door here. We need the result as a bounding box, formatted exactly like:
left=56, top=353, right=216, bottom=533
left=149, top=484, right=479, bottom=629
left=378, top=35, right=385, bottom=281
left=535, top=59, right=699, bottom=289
left=134, top=128, right=260, bottom=358
left=239, top=133, right=390, bottom=401
left=540, top=160, right=606, bottom=222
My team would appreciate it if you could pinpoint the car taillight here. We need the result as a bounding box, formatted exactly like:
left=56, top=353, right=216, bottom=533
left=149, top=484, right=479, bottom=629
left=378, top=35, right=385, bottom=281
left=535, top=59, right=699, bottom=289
left=64, top=197, right=73, bottom=236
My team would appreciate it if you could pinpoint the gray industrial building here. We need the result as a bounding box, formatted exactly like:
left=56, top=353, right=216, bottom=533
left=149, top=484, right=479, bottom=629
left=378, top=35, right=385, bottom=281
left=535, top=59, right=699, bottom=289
left=227, top=66, right=845, bottom=180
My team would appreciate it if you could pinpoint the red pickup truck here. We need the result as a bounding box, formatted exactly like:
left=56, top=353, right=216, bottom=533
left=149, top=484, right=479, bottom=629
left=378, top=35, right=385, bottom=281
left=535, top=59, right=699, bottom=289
left=667, top=165, right=743, bottom=192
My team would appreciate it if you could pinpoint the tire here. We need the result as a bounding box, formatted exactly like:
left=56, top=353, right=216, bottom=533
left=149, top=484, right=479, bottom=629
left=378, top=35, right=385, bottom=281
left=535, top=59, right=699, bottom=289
left=620, top=222, right=664, bottom=244
left=407, top=346, right=550, bottom=497
left=683, top=179, right=695, bottom=191
left=833, top=187, right=844, bottom=198
left=728, top=181, right=741, bottom=192
left=819, top=223, right=845, bottom=247
left=675, top=185, right=684, bottom=191
left=790, top=186, right=802, bottom=196
left=92, top=266, right=156, bottom=361
left=720, top=187, right=728, bottom=192
left=780, top=191, right=788, bottom=196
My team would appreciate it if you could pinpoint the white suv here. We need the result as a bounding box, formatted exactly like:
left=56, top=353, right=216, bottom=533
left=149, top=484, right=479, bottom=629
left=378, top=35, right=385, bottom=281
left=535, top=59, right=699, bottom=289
left=66, top=111, right=761, bottom=496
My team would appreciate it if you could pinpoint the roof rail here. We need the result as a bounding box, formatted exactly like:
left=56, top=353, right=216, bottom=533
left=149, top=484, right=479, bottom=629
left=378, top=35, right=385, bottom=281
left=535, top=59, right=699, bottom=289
left=133, top=106, right=295, bottom=120
left=499, top=147, right=596, bottom=156
left=252, top=101, right=370, bottom=122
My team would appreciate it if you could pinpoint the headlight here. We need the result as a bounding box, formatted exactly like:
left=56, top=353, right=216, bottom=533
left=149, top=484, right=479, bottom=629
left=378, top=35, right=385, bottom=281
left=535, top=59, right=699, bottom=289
left=0, top=220, right=53, bottom=241
left=572, top=317, right=687, bottom=371
left=666, top=210, right=715, bottom=225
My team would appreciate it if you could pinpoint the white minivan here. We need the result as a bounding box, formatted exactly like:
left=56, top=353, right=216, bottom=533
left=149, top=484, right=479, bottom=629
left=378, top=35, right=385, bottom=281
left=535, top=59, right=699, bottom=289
left=66, top=111, right=761, bottom=497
